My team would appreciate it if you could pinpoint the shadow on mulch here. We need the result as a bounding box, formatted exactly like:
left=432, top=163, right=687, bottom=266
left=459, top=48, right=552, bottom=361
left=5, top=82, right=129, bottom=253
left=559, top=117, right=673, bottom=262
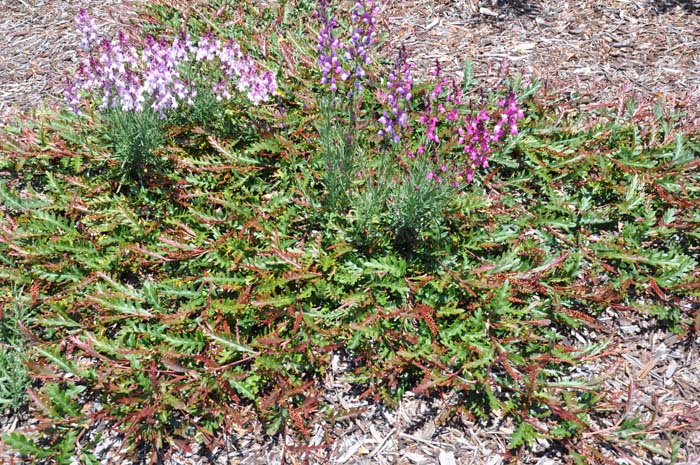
left=484, top=0, right=700, bottom=16
left=492, top=0, right=541, bottom=17
left=650, top=0, right=700, bottom=14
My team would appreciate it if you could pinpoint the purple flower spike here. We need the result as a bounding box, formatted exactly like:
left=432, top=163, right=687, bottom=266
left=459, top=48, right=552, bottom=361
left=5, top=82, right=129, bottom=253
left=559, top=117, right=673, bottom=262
left=347, top=0, right=380, bottom=87
left=316, top=1, right=343, bottom=89
left=498, top=92, right=525, bottom=137
left=315, top=0, right=380, bottom=94
left=377, top=46, right=413, bottom=143
left=64, top=79, right=82, bottom=115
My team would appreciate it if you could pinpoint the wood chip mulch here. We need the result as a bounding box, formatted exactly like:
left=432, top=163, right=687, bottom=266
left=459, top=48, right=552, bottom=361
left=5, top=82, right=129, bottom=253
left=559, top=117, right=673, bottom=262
left=1, top=1, right=699, bottom=464
left=384, top=0, right=699, bottom=127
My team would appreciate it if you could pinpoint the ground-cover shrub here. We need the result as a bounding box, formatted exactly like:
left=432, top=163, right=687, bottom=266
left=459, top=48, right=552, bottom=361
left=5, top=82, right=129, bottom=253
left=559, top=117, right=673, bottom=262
left=0, top=0, right=698, bottom=464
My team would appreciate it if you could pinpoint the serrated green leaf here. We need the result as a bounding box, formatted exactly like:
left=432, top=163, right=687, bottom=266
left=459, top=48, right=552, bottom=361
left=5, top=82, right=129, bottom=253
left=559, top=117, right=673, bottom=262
left=54, top=429, right=78, bottom=465
left=1, top=432, right=53, bottom=458
left=508, top=421, right=536, bottom=449
left=204, top=330, right=255, bottom=354
left=162, top=331, right=206, bottom=355
left=34, top=347, right=95, bottom=381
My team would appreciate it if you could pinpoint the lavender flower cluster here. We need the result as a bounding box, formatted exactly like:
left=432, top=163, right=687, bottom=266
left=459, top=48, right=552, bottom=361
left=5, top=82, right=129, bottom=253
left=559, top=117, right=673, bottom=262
left=377, top=47, right=413, bottom=144
left=66, top=10, right=277, bottom=116
left=316, top=0, right=345, bottom=91
left=216, top=39, right=278, bottom=105
left=315, top=0, right=380, bottom=93
left=346, top=0, right=379, bottom=87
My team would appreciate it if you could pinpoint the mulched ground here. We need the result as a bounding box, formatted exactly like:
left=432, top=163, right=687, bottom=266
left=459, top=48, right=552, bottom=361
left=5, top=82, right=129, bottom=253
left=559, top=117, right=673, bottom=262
left=385, top=0, right=700, bottom=105
left=1, top=1, right=699, bottom=464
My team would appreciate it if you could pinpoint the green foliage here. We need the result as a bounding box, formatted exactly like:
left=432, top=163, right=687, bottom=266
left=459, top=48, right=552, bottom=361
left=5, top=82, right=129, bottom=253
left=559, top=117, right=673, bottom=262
left=1, top=395, right=87, bottom=465
left=387, top=152, right=457, bottom=249
left=316, top=94, right=363, bottom=213
left=100, top=105, right=167, bottom=187
left=0, top=0, right=698, bottom=464
left=509, top=421, right=537, bottom=449
left=2, top=432, right=54, bottom=459
left=0, top=285, right=33, bottom=412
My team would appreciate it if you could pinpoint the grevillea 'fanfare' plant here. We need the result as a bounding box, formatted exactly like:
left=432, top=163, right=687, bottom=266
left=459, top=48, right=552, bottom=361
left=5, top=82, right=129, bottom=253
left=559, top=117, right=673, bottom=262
left=67, top=12, right=277, bottom=116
